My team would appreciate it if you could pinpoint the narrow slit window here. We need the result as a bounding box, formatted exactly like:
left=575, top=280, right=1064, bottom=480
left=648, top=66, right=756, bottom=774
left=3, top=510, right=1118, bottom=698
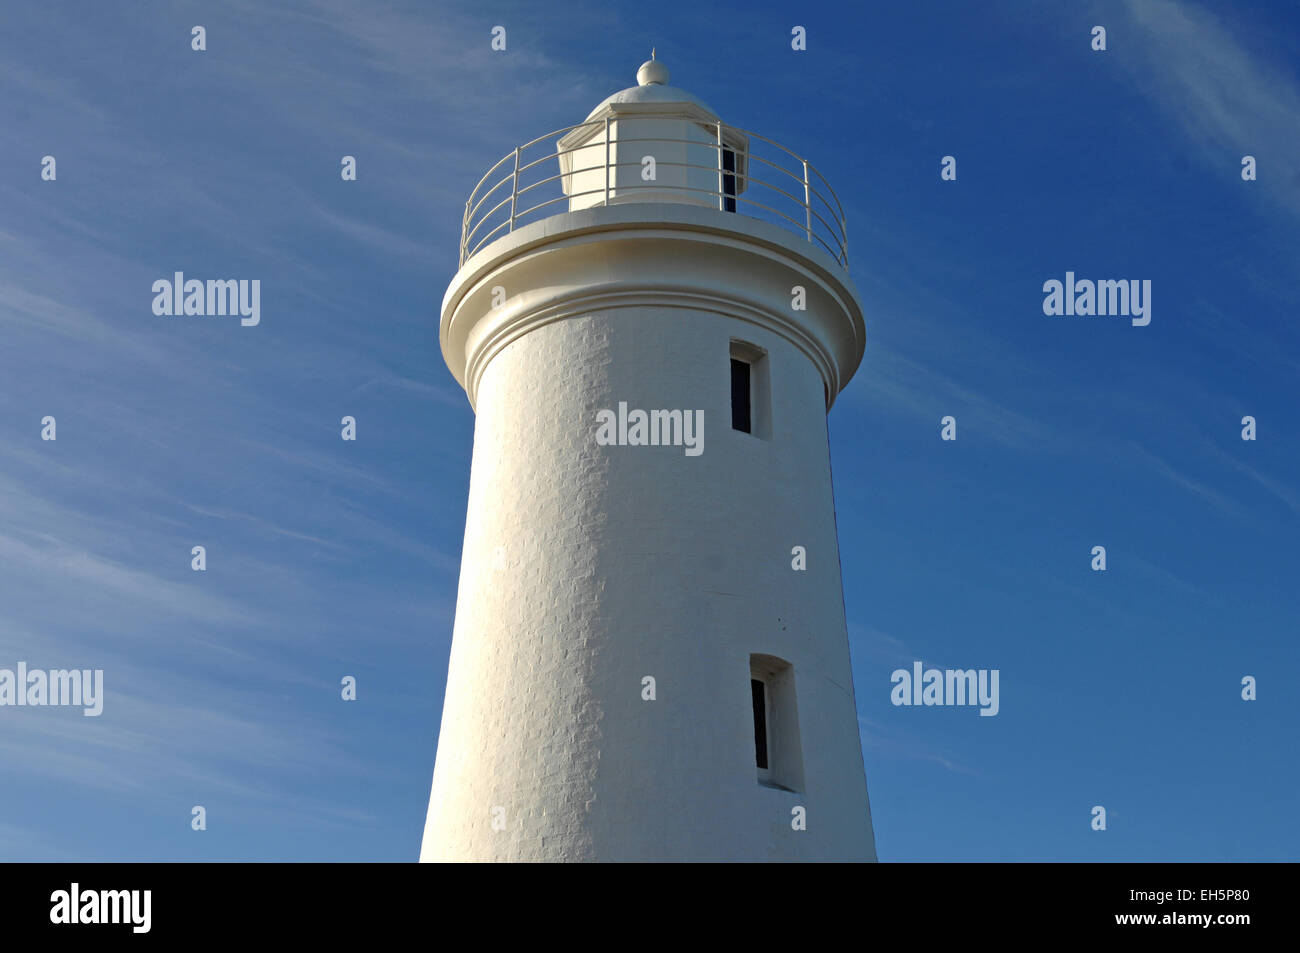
left=750, top=655, right=804, bottom=792
left=751, top=678, right=768, bottom=769
left=722, top=148, right=737, bottom=213
left=731, top=358, right=751, bottom=433
left=730, top=341, right=769, bottom=439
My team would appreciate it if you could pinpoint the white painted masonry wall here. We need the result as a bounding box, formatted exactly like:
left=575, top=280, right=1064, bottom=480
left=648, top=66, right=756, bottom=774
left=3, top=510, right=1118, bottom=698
left=422, top=197, right=876, bottom=860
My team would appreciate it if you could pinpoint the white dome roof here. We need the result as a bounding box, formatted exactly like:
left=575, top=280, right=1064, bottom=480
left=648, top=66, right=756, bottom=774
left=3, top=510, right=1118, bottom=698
left=584, top=58, right=719, bottom=120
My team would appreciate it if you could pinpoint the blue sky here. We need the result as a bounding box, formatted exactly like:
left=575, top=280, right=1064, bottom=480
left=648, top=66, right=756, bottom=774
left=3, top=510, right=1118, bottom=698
left=1, top=0, right=1296, bottom=861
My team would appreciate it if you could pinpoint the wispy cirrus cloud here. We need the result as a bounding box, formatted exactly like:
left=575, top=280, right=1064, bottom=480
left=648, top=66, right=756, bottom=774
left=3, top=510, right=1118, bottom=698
left=858, top=715, right=981, bottom=778
left=1118, top=0, right=1300, bottom=214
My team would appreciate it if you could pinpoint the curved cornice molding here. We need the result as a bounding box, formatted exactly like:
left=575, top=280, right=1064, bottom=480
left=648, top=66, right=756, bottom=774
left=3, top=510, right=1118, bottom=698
left=441, top=203, right=866, bottom=411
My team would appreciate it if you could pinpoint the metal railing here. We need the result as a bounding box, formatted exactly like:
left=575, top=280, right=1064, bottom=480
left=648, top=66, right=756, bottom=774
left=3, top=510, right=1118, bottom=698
left=459, top=118, right=848, bottom=269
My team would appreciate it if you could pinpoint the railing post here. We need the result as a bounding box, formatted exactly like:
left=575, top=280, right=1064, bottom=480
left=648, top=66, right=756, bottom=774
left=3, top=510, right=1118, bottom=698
left=716, top=121, right=724, bottom=211
left=802, top=159, right=812, bottom=244
left=460, top=198, right=469, bottom=266
left=604, top=116, right=611, bottom=206
left=508, top=147, right=520, bottom=231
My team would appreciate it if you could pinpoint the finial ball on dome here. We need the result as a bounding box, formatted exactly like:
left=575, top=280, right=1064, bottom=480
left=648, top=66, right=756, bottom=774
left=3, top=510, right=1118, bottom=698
left=636, top=53, right=669, bottom=86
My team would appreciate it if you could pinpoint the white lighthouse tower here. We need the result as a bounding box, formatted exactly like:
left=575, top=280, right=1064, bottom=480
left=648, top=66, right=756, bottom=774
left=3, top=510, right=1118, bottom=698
left=421, top=57, right=876, bottom=862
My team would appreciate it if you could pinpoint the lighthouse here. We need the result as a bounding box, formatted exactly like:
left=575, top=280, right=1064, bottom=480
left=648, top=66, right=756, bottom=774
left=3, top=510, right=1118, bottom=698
left=421, top=57, right=876, bottom=862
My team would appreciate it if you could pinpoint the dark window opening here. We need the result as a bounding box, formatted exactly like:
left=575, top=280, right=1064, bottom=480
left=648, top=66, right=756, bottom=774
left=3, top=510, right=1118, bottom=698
left=751, top=678, right=768, bottom=769
left=731, top=358, right=751, bottom=433
left=722, top=148, right=737, bottom=213
left=751, top=654, right=803, bottom=791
